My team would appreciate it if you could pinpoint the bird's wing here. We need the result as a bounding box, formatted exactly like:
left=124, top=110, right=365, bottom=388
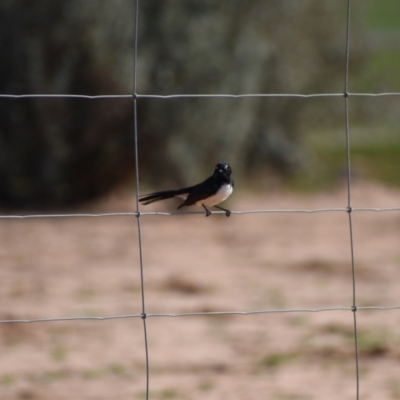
left=179, top=177, right=219, bottom=207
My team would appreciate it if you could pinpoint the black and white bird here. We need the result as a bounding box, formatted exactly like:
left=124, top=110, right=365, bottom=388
left=139, top=162, right=234, bottom=217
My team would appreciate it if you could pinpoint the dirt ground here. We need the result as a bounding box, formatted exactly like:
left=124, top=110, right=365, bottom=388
left=1, top=181, right=400, bottom=400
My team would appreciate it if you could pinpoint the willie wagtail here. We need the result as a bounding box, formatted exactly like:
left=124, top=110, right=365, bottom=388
left=139, top=162, right=234, bottom=217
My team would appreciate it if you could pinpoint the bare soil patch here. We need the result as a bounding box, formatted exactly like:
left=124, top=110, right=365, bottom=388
left=1, top=182, right=400, bottom=400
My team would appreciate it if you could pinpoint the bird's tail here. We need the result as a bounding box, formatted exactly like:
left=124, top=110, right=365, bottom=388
left=139, top=188, right=190, bottom=205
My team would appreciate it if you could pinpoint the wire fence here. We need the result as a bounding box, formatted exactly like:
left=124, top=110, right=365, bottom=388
left=1, top=0, right=400, bottom=399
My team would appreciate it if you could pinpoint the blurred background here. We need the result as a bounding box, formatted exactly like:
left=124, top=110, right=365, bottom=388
left=2, top=2, right=400, bottom=400
left=0, top=0, right=399, bottom=209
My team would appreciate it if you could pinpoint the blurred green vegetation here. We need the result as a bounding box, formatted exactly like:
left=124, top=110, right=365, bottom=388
left=361, top=50, right=400, bottom=90
left=294, top=1, right=400, bottom=190
left=0, top=1, right=399, bottom=207
left=367, top=0, right=400, bottom=29
left=291, top=127, right=400, bottom=191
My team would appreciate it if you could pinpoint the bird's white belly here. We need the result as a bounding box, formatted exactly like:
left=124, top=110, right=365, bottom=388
left=196, top=183, right=233, bottom=207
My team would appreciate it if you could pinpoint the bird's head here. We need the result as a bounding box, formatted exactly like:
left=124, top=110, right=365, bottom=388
left=214, top=162, right=232, bottom=177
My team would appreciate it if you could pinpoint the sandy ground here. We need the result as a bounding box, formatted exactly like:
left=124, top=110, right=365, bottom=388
left=1, top=181, right=400, bottom=400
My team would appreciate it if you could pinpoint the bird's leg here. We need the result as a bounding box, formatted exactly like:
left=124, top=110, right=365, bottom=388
left=214, top=205, right=231, bottom=217
left=202, top=205, right=211, bottom=217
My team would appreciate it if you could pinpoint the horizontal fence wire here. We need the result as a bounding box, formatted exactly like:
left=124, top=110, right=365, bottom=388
left=0, top=207, right=400, bottom=220
left=1, top=92, right=400, bottom=99
left=1, top=305, right=400, bottom=324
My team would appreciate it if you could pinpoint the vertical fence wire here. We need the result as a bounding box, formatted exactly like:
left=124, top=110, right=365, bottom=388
left=343, top=0, right=360, bottom=399
left=132, top=0, right=150, bottom=399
